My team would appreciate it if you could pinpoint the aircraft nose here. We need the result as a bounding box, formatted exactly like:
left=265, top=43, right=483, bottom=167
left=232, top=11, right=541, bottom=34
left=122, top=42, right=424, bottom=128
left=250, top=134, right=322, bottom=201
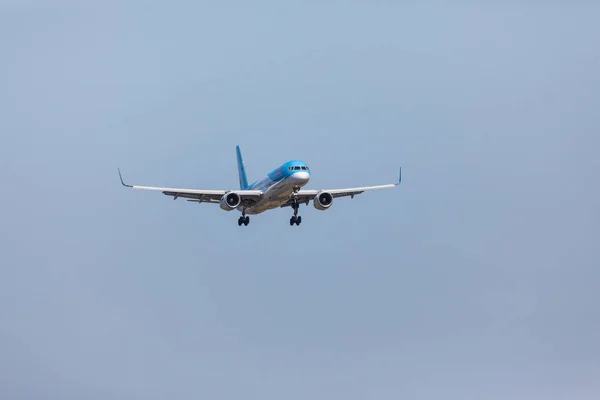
left=292, top=171, right=310, bottom=185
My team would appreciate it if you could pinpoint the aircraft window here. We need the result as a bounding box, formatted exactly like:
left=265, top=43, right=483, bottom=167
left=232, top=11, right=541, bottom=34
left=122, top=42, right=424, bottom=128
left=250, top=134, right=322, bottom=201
left=294, top=166, right=300, bottom=170
left=288, top=167, right=293, bottom=171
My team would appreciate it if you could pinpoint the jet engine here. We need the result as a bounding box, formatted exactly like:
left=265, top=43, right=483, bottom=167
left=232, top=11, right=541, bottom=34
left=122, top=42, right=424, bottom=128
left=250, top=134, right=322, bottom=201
left=220, top=192, right=241, bottom=211
left=313, top=191, right=333, bottom=210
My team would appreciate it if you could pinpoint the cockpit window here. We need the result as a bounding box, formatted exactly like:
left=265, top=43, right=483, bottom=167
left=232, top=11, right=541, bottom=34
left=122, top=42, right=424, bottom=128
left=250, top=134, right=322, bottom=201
left=289, top=165, right=309, bottom=171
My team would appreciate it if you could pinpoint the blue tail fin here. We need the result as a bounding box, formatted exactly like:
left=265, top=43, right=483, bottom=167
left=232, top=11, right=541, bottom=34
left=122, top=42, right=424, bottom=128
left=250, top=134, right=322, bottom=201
left=236, top=145, right=249, bottom=189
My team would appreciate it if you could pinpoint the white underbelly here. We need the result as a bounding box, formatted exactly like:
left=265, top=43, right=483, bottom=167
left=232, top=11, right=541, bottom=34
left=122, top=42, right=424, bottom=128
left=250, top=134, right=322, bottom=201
left=245, top=179, right=294, bottom=214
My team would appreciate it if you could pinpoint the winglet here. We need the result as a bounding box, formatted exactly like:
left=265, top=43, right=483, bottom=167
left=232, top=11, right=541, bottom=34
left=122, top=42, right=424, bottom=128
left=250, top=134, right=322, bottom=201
left=118, top=168, right=133, bottom=187
left=396, top=167, right=402, bottom=185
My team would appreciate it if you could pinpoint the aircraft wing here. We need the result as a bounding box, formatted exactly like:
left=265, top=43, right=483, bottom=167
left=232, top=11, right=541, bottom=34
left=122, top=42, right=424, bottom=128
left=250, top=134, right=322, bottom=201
left=281, top=168, right=402, bottom=208
left=118, top=169, right=263, bottom=205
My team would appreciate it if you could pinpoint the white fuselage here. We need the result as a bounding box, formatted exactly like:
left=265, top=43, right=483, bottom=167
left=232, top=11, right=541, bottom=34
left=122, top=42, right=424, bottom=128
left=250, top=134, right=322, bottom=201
left=241, top=171, right=310, bottom=215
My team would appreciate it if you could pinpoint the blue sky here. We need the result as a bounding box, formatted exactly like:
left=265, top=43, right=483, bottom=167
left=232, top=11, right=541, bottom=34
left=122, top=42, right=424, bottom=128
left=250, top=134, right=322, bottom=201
left=1, top=2, right=599, bottom=399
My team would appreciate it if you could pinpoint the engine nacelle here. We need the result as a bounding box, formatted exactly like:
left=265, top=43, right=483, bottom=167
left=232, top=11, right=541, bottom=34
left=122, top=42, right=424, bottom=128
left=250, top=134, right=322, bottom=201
left=313, top=191, right=333, bottom=210
left=220, top=192, right=241, bottom=211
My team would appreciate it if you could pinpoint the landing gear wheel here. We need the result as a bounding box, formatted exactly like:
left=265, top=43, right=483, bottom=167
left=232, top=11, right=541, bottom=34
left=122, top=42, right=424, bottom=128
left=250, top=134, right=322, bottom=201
left=238, top=208, right=250, bottom=227
left=289, top=197, right=303, bottom=226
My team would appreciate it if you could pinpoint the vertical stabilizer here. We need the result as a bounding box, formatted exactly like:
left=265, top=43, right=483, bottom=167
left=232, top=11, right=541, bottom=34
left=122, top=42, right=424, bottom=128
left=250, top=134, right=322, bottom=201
left=236, top=145, right=249, bottom=190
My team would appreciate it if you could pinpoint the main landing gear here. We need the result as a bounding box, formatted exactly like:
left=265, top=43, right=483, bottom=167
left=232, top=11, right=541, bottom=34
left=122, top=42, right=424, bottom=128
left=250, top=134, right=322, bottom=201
left=238, top=209, right=249, bottom=226
left=238, top=216, right=249, bottom=226
left=289, top=198, right=302, bottom=226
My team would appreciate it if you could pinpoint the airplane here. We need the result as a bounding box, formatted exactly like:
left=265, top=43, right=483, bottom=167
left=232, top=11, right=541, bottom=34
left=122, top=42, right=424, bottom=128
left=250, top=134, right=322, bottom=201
left=118, top=145, right=401, bottom=226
